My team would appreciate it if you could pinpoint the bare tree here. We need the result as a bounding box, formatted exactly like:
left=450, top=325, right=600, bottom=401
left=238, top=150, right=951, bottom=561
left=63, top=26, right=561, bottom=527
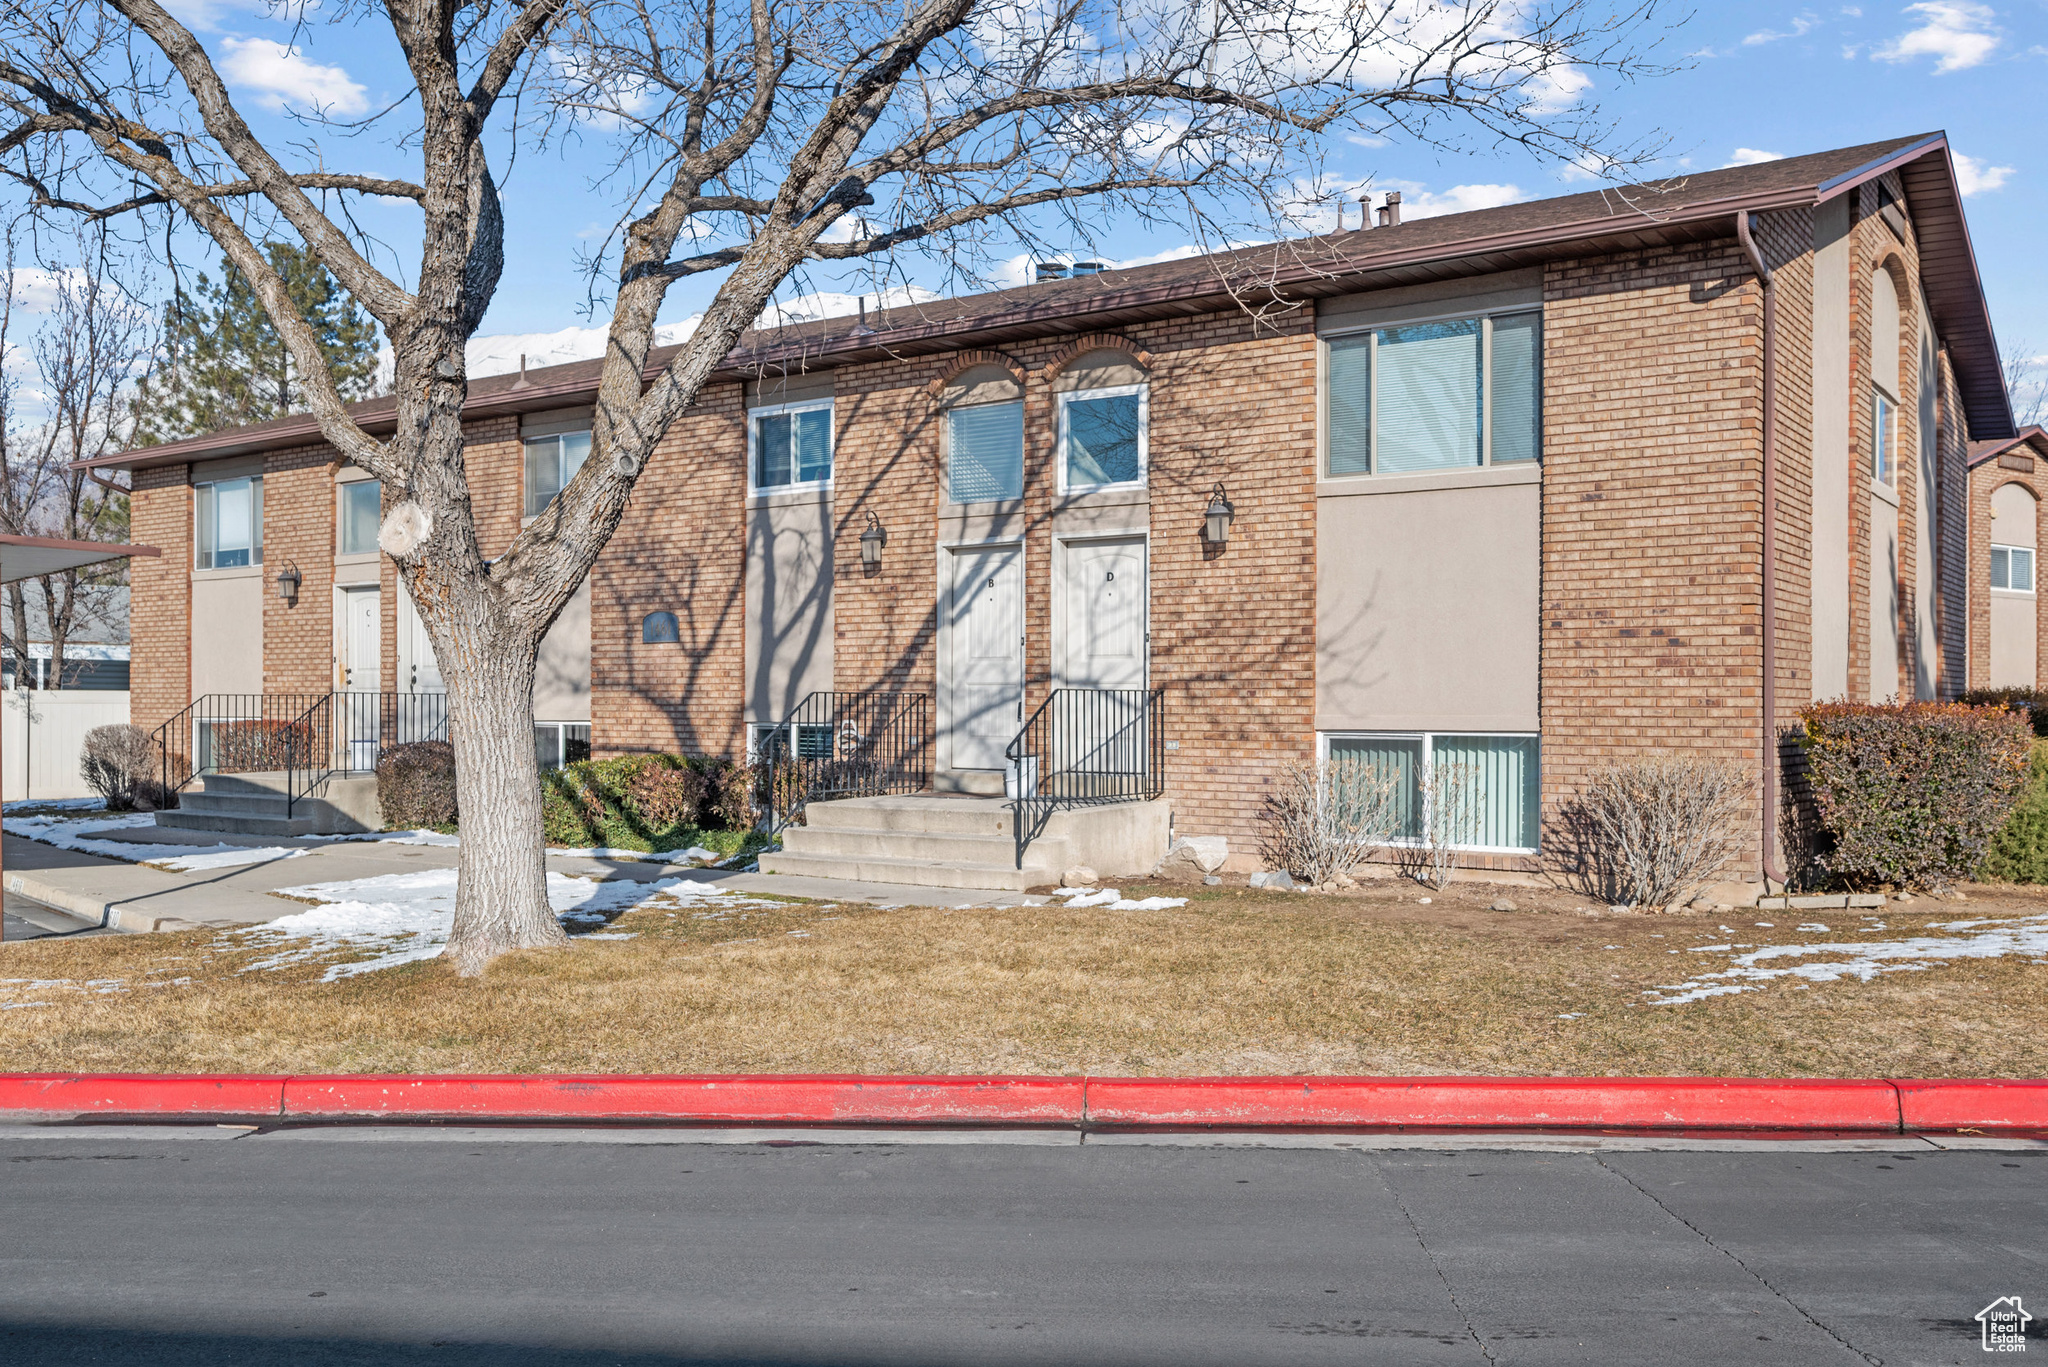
left=0, top=227, right=144, bottom=689
left=2005, top=337, right=2046, bottom=430
left=0, top=0, right=1673, bottom=971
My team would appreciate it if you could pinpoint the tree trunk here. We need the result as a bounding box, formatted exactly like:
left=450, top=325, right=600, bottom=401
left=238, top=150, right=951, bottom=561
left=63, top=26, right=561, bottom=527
left=440, top=641, right=567, bottom=975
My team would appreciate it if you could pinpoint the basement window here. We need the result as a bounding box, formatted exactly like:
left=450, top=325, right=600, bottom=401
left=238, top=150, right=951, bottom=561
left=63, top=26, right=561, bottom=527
left=1321, top=731, right=1540, bottom=853
left=195, top=475, right=263, bottom=569
left=535, top=722, right=591, bottom=771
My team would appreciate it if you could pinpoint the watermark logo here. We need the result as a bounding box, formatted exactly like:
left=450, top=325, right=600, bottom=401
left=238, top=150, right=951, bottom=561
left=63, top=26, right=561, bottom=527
left=1979, top=1296, right=2031, bottom=1353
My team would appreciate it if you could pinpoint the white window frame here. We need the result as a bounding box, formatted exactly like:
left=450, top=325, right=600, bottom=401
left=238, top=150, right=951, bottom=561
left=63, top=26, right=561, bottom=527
left=747, top=397, right=835, bottom=495
left=1056, top=383, right=1149, bottom=495
left=1991, top=542, right=2035, bottom=594
left=945, top=397, right=1026, bottom=505
left=194, top=474, right=263, bottom=571
left=523, top=430, right=591, bottom=518
left=1871, top=389, right=1896, bottom=487
left=1320, top=305, right=1542, bottom=480
left=1317, top=729, right=1541, bottom=855
left=534, top=720, right=591, bottom=771
left=337, top=478, right=382, bottom=556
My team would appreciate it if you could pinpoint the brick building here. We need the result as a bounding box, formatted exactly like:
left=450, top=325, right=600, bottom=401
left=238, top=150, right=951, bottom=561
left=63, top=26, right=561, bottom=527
left=89, top=132, right=2027, bottom=892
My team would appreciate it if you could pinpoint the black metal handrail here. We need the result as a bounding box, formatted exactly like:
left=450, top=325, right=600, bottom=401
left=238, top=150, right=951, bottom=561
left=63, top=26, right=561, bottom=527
left=154, top=691, right=452, bottom=813
left=1003, top=687, right=1166, bottom=867
left=757, top=691, right=930, bottom=836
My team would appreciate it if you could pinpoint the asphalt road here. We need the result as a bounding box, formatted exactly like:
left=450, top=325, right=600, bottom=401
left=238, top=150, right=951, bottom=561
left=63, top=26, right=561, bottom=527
left=0, top=1129, right=2040, bottom=1366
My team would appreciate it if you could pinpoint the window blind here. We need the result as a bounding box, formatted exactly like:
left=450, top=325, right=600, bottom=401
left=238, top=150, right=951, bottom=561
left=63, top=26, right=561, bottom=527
left=754, top=407, right=833, bottom=488
left=1329, top=735, right=1423, bottom=840
left=1375, top=319, right=1481, bottom=474
left=340, top=481, right=381, bottom=555
left=1432, top=734, right=1539, bottom=850
left=1489, top=312, right=1541, bottom=464
left=1326, top=333, right=1372, bottom=476
left=948, top=401, right=1024, bottom=502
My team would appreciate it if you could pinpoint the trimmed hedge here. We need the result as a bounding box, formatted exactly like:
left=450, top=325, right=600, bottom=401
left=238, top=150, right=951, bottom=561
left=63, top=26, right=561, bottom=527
left=541, top=752, right=751, bottom=852
left=1957, top=687, right=2048, bottom=738
left=1799, top=701, right=2032, bottom=890
left=377, top=741, right=457, bottom=830
left=1984, top=741, right=2048, bottom=883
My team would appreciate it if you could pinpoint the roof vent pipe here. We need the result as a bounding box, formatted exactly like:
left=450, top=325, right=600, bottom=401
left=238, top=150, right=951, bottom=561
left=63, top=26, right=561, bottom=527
left=1381, top=190, right=1401, bottom=227
left=1035, top=262, right=1070, bottom=282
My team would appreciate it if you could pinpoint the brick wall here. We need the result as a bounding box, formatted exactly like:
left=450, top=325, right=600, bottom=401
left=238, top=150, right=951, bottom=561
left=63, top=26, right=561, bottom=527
left=1966, top=438, right=2048, bottom=689
left=590, top=387, right=750, bottom=757
left=128, top=465, right=191, bottom=734
left=262, top=443, right=339, bottom=693
left=1540, top=239, right=1769, bottom=871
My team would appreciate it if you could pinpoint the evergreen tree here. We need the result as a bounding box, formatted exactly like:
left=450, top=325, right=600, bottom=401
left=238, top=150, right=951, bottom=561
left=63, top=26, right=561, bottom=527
left=132, top=241, right=380, bottom=444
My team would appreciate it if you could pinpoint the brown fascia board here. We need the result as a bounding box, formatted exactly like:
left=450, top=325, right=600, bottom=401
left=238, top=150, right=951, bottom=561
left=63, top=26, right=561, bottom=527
left=92, top=133, right=2010, bottom=470
left=1967, top=427, right=2048, bottom=468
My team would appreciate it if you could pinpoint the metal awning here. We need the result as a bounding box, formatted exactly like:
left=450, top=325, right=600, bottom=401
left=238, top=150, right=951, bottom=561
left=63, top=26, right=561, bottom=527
left=0, top=534, right=160, bottom=585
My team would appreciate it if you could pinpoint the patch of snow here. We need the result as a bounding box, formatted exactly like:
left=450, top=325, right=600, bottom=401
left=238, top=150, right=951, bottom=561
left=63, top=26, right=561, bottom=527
left=1557, top=1013, right=1583, bottom=1020
left=3, top=812, right=307, bottom=871
left=1050, top=886, right=1185, bottom=911
left=550, top=844, right=724, bottom=864
left=1644, top=913, right=2048, bottom=1006
left=2, top=797, right=106, bottom=813
left=1061, top=888, right=1123, bottom=908
left=1754, top=922, right=1774, bottom=927
left=1106, top=897, right=1187, bottom=911
left=230, top=869, right=772, bottom=981
left=578, top=932, right=638, bottom=941
left=0, top=1002, right=50, bottom=1009
left=1797, top=923, right=1831, bottom=932
left=311, top=829, right=461, bottom=848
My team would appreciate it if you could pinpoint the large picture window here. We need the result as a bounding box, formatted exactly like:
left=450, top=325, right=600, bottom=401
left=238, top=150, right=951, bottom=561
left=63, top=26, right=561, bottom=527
left=525, top=431, right=591, bottom=517
left=1324, top=731, right=1539, bottom=853
left=1325, top=309, right=1542, bottom=477
left=1058, top=385, right=1146, bottom=492
left=196, top=475, right=263, bottom=569
left=947, top=400, right=1025, bottom=502
left=339, top=480, right=381, bottom=555
left=751, top=400, right=833, bottom=491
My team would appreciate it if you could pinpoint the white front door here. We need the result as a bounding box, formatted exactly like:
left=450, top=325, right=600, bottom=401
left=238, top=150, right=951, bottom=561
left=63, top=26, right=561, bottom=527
left=1061, top=537, right=1147, bottom=690
left=340, top=587, right=381, bottom=770
left=946, top=545, right=1023, bottom=770
left=397, top=584, right=443, bottom=692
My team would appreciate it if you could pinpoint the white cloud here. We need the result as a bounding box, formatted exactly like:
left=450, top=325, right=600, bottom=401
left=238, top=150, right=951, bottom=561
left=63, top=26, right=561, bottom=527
left=5, top=266, right=83, bottom=314
left=1872, top=1, right=2001, bottom=73
left=1559, top=151, right=1621, bottom=183
left=219, top=37, right=369, bottom=115
left=1744, top=13, right=1820, bottom=44
left=1721, top=148, right=1788, bottom=168
left=1390, top=182, right=1529, bottom=219
left=1953, top=150, right=2015, bottom=196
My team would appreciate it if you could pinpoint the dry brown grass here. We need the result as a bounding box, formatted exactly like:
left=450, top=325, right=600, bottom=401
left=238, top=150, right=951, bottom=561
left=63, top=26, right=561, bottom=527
left=3, top=877, right=2045, bottom=1078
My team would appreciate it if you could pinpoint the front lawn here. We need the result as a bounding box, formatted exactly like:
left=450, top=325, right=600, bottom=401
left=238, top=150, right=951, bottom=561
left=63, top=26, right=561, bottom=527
left=3, top=877, right=2044, bottom=1078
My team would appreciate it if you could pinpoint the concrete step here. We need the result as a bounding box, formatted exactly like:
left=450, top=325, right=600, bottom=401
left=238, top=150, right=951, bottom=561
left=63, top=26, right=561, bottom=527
left=177, top=791, right=296, bottom=818
left=755, top=848, right=1048, bottom=892
left=781, top=823, right=1067, bottom=868
left=804, top=795, right=1018, bottom=837
left=154, top=809, right=317, bottom=838
left=197, top=771, right=292, bottom=796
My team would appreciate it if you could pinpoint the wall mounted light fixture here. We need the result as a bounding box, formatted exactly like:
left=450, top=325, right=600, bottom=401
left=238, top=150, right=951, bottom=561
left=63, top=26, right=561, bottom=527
left=1203, top=482, right=1236, bottom=546
left=275, top=560, right=303, bottom=605
left=859, top=511, right=888, bottom=568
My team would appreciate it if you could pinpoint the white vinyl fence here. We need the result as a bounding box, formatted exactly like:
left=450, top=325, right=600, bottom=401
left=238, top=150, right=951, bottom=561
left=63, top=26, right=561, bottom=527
left=2, top=689, right=132, bottom=802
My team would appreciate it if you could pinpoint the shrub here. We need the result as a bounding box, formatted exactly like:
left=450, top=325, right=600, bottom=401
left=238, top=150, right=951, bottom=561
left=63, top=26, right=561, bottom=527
left=1800, top=701, right=2032, bottom=891
left=541, top=752, right=749, bottom=850
left=209, top=718, right=311, bottom=771
left=377, top=741, right=458, bottom=829
left=1556, top=757, right=1753, bottom=910
left=1983, top=741, right=2048, bottom=883
left=80, top=724, right=165, bottom=811
left=1257, top=758, right=1402, bottom=885
left=1958, top=687, right=2048, bottom=738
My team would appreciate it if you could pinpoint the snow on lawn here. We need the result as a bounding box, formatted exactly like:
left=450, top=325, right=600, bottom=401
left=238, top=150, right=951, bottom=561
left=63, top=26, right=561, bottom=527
left=1051, top=886, right=1188, bottom=912
left=1, top=812, right=309, bottom=872
left=234, top=869, right=772, bottom=981
left=549, top=844, right=727, bottom=865
left=1643, top=912, right=2048, bottom=1006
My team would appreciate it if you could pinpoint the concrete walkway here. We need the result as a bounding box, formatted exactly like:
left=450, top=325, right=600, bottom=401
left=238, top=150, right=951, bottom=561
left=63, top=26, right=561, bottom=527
left=1, top=828, right=1045, bottom=935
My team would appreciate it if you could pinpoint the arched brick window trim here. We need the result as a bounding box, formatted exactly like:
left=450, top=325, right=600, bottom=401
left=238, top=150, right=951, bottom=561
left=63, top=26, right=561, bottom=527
left=924, top=349, right=1028, bottom=402
left=1040, top=334, right=1153, bottom=382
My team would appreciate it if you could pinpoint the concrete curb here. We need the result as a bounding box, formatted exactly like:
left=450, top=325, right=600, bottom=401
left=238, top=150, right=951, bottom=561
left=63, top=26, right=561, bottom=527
left=4, top=873, right=215, bottom=933
left=0, top=1073, right=2044, bottom=1131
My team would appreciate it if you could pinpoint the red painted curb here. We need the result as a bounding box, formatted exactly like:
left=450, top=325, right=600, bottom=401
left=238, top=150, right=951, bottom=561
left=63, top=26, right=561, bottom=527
left=1081, top=1076, right=1907, bottom=1131
left=282, top=1074, right=1088, bottom=1124
left=0, top=1073, right=2039, bottom=1130
left=0, top=1073, right=284, bottom=1118
left=1893, top=1079, right=2048, bottom=1131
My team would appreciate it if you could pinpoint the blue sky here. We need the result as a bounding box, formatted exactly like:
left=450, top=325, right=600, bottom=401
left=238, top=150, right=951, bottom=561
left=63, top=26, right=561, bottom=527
left=32, top=1, right=2048, bottom=384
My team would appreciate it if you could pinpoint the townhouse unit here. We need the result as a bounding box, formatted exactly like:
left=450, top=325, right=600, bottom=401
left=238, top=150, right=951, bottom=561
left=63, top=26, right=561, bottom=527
left=93, top=132, right=2028, bottom=892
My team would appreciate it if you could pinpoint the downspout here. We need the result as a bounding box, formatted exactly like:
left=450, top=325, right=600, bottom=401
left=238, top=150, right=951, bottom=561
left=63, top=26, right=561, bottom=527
left=1735, top=212, right=1787, bottom=892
